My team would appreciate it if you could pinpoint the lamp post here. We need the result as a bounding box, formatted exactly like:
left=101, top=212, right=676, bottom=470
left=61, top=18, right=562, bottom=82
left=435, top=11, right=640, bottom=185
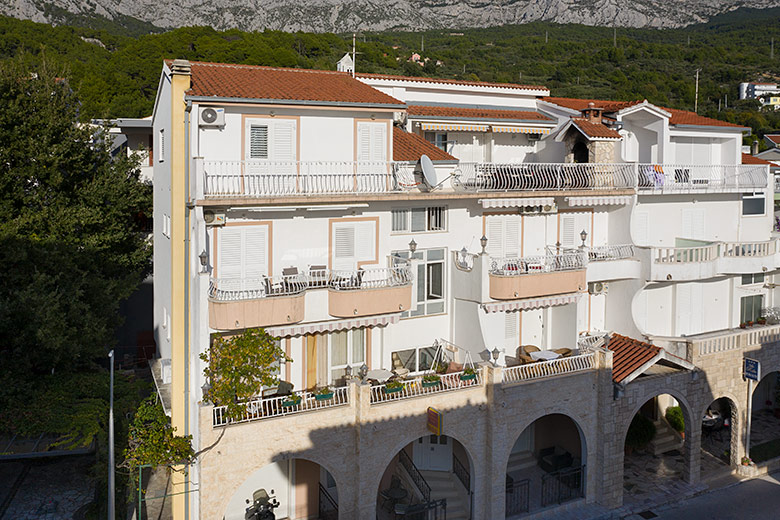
left=108, top=350, right=115, bottom=520
left=491, top=347, right=501, bottom=366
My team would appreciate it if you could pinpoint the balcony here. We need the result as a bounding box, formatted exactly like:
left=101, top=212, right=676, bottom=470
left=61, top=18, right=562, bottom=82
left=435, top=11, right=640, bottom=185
left=328, top=266, right=412, bottom=318
left=369, top=368, right=484, bottom=404
left=646, top=239, right=778, bottom=281
left=586, top=244, right=642, bottom=281
left=637, top=163, right=767, bottom=194
left=455, top=162, right=636, bottom=192
left=488, top=252, right=587, bottom=301
left=502, top=351, right=596, bottom=384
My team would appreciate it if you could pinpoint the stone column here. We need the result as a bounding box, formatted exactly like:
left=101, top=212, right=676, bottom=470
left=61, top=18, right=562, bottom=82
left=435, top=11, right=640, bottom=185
left=484, top=364, right=506, bottom=519
left=595, top=349, right=623, bottom=509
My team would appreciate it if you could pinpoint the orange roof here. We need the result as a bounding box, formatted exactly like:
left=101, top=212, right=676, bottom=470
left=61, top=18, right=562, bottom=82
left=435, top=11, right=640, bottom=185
left=663, top=107, right=745, bottom=128
left=608, top=334, right=661, bottom=384
left=570, top=118, right=622, bottom=139
left=357, top=72, right=548, bottom=91
left=543, top=97, right=642, bottom=112
left=393, top=127, right=457, bottom=162
left=172, top=60, right=404, bottom=106
left=765, top=134, right=780, bottom=145
left=742, top=153, right=774, bottom=166
left=408, top=104, right=552, bottom=122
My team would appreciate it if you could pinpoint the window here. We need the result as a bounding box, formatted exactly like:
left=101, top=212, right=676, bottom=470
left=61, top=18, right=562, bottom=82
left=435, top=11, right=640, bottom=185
left=158, top=129, right=164, bottom=162
left=740, top=294, right=764, bottom=324
left=357, top=121, right=387, bottom=162
left=742, top=194, right=765, bottom=216
left=424, top=131, right=451, bottom=152
left=329, top=329, right=365, bottom=382
left=249, top=125, right=269, bottom=159
left=392, top=345, right=437, bottom=373
left=742, top=273, right=765, bottom=285
left=395, top=248, right=446, bottom=317
left=331, top=220, right=376, bottom=270
left=391, top=207, right=446, bottom=233
left=217, top=225, right=269, bottom=293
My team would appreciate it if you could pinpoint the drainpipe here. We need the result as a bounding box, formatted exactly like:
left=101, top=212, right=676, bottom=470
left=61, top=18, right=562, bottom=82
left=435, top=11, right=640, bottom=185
left=183, top=98, right=192, bottom=520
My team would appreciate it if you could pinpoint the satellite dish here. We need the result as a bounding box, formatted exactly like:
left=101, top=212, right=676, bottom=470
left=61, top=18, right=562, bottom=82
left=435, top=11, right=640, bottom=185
left=419, top=154, right=438, bottom=188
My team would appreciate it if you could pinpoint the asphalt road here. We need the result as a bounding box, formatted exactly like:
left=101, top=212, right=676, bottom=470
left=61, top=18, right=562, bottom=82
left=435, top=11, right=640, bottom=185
left=652, top=471, right=780, bottom=519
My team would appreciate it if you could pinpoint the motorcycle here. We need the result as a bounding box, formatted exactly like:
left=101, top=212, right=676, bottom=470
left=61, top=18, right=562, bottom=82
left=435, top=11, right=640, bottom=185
left=245, top=488, right=280, bottom=520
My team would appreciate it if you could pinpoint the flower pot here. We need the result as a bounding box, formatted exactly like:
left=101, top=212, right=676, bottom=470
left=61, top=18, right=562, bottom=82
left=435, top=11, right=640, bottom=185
left=422, top=380, right=440, bottom=388
left=460, top=373, right=477, bottom=381
left=315, top=392, right=334, bottom=401
left=384, top=386, right=404, bottom=394
left=282, top=399, right=301, bottom=408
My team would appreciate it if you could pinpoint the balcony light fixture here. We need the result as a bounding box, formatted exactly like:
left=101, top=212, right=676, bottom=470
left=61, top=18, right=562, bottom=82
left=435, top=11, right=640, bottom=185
left=201, top=380, right=211, bottom=403
left=199, top=250, right=209, bottom=273
left=491, top=347, right=501, bottom=365
left=480, top=235, right=488, bottom=254
left=580, top=230, right=588, bottom=247
left=344, top=365, right=353, bottom=378
left=409, top=238, right=417, bottom=254
left=359, top=364, right=369, bottom=379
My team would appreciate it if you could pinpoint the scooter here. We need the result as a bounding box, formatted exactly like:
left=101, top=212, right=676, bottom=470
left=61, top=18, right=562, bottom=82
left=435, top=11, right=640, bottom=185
left=245, top=488, right=280, bottom=520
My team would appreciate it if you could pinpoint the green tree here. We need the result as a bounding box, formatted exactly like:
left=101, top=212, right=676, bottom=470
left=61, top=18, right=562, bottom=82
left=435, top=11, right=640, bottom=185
left=0, top=58, right=152, bottom=374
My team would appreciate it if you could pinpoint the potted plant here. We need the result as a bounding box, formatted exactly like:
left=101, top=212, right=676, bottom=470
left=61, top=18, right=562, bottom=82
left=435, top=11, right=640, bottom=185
left=625, top=414, right=656, bottom=456
left=314, top=386, right=334, bottom=401
left=665, top=406, right=685, bottom=440
left=740, top=322, right=747, bottom=329
left=432, top=361, right=449, bottom=375
left=757, top=317, right=767, bottom=325
left=460, top=367, right=477, bottom=381
left=741, top=456, right=753, bottom=466
left=422, top=374, right=441, bottom=388
left=282, top=393, right=302, bottom=408
left=384, top=380, right=404, bottom=394
left=747, top=320, right=755, bottom=327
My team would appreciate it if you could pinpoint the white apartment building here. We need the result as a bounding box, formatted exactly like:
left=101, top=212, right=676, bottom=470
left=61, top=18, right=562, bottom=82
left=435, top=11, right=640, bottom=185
left=152, top=60, right=780, bottom=520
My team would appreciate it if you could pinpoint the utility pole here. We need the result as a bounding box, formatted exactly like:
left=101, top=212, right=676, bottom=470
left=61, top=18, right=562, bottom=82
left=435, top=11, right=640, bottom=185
left=694, top=68, right=701, bottom=113
left=725, top=93, right=728, bottom=109
left=718, top=98, right=721, bottom=112
left=352, top=33, right=356, bottom=78
left=772, top=37, right=775, bottom=60
left=687, top=34, right=690, bottom=46
left=108, top=350, right=115, bottom=520
left=421, top=35, right=424, bottom=53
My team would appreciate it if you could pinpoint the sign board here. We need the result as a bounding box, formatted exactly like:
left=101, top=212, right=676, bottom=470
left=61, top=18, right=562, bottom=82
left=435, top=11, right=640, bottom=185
left=426, top=407, right=442, bottom=436
left=744, top=358, right=761, bottom=382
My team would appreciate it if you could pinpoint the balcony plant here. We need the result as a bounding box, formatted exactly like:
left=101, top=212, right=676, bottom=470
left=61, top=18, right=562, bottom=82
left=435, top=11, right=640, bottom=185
left=747, top=321, right=755, bottom=327
left=314, top=386, right=334, bottom=401
left=422, top=374, right=441, bottom=388
left=282, top=393, right=302, bottom=408
left=741, top=456, right=753, bottom=466
left=460, top=367, right=477, bottom=381
left=432, top=361, right=449, bottom=375
left=384, top=380, right=405, bottom=394
left=757, top=317, right=767, bottom=326
left=740, top=322, right=747, bottom=329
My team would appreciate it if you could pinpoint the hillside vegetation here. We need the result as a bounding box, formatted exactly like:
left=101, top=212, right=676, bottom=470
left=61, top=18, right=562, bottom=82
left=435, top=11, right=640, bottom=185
left=2, top=11, right=780, bottom=137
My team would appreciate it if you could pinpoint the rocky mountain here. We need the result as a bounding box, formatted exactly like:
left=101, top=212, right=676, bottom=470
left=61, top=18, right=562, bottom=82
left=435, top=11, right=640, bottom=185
left=4, top=0, right=780, bottom=32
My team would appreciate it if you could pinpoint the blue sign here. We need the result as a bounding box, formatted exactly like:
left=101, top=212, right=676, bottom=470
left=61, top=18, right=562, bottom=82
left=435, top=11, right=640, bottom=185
left=744, top=358, right=761, bottom=382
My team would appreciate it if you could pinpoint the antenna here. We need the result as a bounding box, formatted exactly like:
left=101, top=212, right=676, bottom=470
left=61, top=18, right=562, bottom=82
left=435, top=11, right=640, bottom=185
left=694, top=68, right=701, bottom=113
left=352, top=33, right=356, bottom=78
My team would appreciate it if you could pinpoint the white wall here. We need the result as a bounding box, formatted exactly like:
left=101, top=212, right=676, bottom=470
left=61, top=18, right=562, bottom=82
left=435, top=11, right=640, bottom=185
left=361, top=81, right=543, bottom=109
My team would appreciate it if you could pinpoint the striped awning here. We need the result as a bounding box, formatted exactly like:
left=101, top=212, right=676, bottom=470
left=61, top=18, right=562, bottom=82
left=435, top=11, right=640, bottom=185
left=266, top=313, right=401, bottom=338
left=566, top=195, right=633, bottom=207
left=482, top=292, right=582, bottom=313
left=492, top=125, right=552, bottom=135
left=420, top=122, right=489, bottom=132
left=480, top=197, right=555, bottom=209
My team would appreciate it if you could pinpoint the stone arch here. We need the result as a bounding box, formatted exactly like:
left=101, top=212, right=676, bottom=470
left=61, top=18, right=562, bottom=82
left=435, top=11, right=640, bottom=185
left=619, top=387, right=696, bottom=443
left=699, top=394, right=740, bottom=468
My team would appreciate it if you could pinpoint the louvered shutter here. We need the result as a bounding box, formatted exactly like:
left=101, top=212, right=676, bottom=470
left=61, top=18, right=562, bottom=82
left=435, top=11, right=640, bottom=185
left=333, top=225, right=356, bottom=270
left=273, top=120, right=296, bottom=182
left=634, top=211, right=649, bottom=245
left=505, top=312, right=517, bottom=341
left=356, top=221, right=376, bottom=263
left=486, top=217, right=504, bottom=258
left=218, top=227, right=243, bottom=294
left=505, top=216, right=521, bottom=258
left=249, top=125, right=269, bottom=159
left=243, top=226, right=268, bottom=293
left=357, top=124, right=371, bottom=162
left=560, top=215, right=576, bottom=248
left=411, top=208, right=426, bottom=232
left=371, top=124, right=386, bottom=162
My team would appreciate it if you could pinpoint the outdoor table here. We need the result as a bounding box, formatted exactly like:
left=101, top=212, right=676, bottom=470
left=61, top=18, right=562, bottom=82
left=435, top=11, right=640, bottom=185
left=365, top=369, right=393, bottom=383
left=702, top=410, right=721, bottom=427
left=530, top=350, right=561, bottom=361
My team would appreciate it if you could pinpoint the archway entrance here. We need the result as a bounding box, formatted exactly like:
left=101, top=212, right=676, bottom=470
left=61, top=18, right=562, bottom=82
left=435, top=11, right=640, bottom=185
left=749, top=370, right=780, bottom=464
left=505, top=414, right=585, bottom=518
left=224, top=459, right=338, bottom=520
left=623, top=394, right=691, bottom=505
left=377, top=435, right=472, bottom=520
left=700, top=397, right=737, bottom=477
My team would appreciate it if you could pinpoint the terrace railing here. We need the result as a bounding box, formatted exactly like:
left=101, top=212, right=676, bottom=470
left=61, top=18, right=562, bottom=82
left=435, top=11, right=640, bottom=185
left=369, top=369, right=483, bottom=404
left=456, top=162, right=636, bottom=192
left=722, top=239, right=778, bottom=258
left=587, top=244, right=635, bottom=261
left=653, top=243, right=720, bottom=264
left=502, top=352, right=595, bottom=384
left=212, top=385, right=349, bottom=427
left=505, top=477, right=530, bottom=516
left=637, top=164, right=767, bottom=192
left=329, top=266, right=412, bottom=291
left=490, top=252, right=587, bottom=276
left=208, top=273, right=307, bottom=301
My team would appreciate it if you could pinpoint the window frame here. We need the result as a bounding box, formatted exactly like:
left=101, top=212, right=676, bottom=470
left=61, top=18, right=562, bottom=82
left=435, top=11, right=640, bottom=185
left=391, top=206, right=447, bottom=234
left=328, top=328, right=366, bottom=384
left=394, top=247, right=447, bottom=318
left=392, top=345, right=438, bottom=374
left=742, top=193, right=766, bottom=217
left=740, top=294, right=764, bottom=324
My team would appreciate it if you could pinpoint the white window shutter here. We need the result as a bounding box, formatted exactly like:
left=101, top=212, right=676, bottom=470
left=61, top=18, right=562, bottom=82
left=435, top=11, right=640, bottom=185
left=356, top=221, right=376, bottom=262
left=372, top=124, right=386, bottom=162
left=273, top=120, right=296, bottom=162
left=486, top=218, right=504, bottom=258
left=249, top=125, right=269, bottom=159
left=243, top=226, right=268, bottom=278
left=505, top=217, right=520, bottom=258
left=561, top=215, right=576, bottom=248
left=504, top=312, right=517, bottom=341
left=218, top=228, right=243, bottom=280
left=333, top=225, right=356, bottom=270
left=357, top=124, right=371, bottom=162
left=693, top=209, right=705, bottom=240
left=634, top=211, right=649, bottom=245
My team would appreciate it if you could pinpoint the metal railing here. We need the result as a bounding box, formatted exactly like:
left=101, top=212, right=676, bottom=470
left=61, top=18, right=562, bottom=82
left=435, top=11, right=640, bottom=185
left=722, top=239, right=777, bottom=258
left=587, top=244, right=635, bottom=261
left=637, top=164, right=767, bottom=192
left=208, top=266, right=411, bottom=301
left=490, top=252, right=586, bottom=276
left=453, top=453, right=470, bottom=491
left=456, top=162, right=636, bottom=191
left=541, top=465, right=585, bottom=507
left=452, top=250, right=479, bottom=272
left=577, top=333, right=608, bottom=351
left=369, top=369, right=483, bottom=404
left=503, top=352, right=595, bottom=384
left=318, top=483, right=338, bottom=520
left=399, top=449, right=431, bottom=503
left=212, top=385, right=349, bottom=426
left=653, top=243, right=720, bottom=264
left=505, top=477, right=530, bottom=516
left=203, top=160, right=418, bottom=197
left=403, top=498, right=447, bottom=520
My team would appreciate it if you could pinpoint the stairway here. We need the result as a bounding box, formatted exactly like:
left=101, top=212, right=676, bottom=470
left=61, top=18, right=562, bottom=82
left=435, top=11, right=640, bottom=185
left=650, top=418, right=684, bottom=456
left=506, top=450, right=536, bottom=475
left=418, top=470, right=471, bottom=520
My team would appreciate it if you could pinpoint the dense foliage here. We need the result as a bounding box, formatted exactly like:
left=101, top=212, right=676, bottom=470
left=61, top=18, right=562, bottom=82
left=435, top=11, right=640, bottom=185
left=201, top=328, right=290, bottom=420
left=625, top=413, right=656, bottom=451
left=1, top=10, right=780, bottom=137
left=0, top=58, right=152, bottom=374
left=665, top=406, right=685, bottom=434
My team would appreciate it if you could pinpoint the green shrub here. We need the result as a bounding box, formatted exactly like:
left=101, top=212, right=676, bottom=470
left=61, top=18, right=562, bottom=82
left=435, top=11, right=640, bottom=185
left=665, top=406, right=685, bottom=433
left=625, top=414, right=656, bottom=450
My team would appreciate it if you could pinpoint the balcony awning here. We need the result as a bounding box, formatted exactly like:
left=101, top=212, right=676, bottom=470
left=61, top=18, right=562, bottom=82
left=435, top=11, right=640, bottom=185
left=480, top=197, right=555, bottom=209
left=266, top=313, right=401, bottom=338
left=420, top=122, right=489, bottom=132
left=482, top=292, right=582, bottom=313
left=566, top=195, right=633, bottom=206
left=492, top=125, right=551, bottom=135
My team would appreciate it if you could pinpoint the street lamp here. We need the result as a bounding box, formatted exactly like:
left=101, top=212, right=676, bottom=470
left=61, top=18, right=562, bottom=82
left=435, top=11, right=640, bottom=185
left=201, top=380, right=212, bottom=403
left=199, top=250, right=209, bottom=273
left=480, top=235, right=488, bottom=254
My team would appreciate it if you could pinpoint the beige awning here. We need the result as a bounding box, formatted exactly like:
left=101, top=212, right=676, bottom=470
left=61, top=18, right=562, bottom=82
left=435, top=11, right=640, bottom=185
left=492, top=125, right=551, bottom=135
left=480, top=197, right=555, bottom=209
left=420, top=122, right=489, bottom=132
left=566, top=195, right=633, bottom=207
left=266, top=313, right=401, bottom=338
left=482, top=293, right=582, bottom=313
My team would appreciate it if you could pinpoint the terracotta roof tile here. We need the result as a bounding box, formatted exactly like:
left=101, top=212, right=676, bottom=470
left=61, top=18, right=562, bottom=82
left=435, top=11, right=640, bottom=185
left=662, top=107, right=746, bottom=129
left=408, top=104, right=553, bottom=122
left=570, top=118, right=622, bottom=139
left=608, top=334, right=660, bottom=384
left=170, top=60, right=404, bottom=106
left=393, top=127, right=456, bottom=162
left=357, top=72, right=548, bottom=91
left=765, top=134, right=780, bottom=145
left=543, top=97, right=642, bottom=112
left=742, top=153, right=774, bottom=166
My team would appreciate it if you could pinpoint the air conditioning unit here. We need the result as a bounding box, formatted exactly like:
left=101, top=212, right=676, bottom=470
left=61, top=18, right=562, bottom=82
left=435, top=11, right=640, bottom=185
left=199, top=107, right=225, bottom=127
left=527, top=133, right=542, bottom=142
left=204, top=210, right=226, bottom=226
left=589, top=281, right=609, bottom=295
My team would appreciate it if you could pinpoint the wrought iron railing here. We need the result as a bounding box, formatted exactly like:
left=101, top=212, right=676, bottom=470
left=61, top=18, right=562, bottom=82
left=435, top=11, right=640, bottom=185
left=318, top=483, right=338, bottom=520
left=212, top=385, right=349, bottom=427
left=587, top=244, right=635, bottom=261
left=403, top=498, right=447, bottom=520
left=490, top=252, right=586, bottom=276
left=452, top=250, right=479, bottom=272
left=503, top=352, right=595, bottom=384
left=505, top=476, right=530, bottom=516
left=329, top=266, right=412, bottom=291
left=455, top=162, right=636, bottom=191
left=399, top=449, right=431, bottom=503
left=453, top=453, right=470, bottom=491
left=369, top=369, right=483, bottom=404
left=636, top=164, right=767, bottom=192
left=541, top=465, right=585, bottom=507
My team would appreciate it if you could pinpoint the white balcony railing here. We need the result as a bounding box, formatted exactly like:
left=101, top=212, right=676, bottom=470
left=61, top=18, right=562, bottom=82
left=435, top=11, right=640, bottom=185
left=490, top=252, right=587, bottom=276
left=369, top=369, right=483, bottom=404
left=654, top=244, right=720, bottom=264
left=722, top=240, right=778, bottom=258
left=452, top=250, right=479, bottom=272
left=502, top=352, right=595, bottom=384
left=455, top=162, right=637, bottom=192
left=690, top=324, right=780, bottom=356
left=212, top=385, right=350, bottom=427
left=208, top=266, right=412, bottom=301
left=203, top=160, right=417, bottom=197
left=637, top=164, right=767, bottom=192
left=587, top=244, right=635, bottom=261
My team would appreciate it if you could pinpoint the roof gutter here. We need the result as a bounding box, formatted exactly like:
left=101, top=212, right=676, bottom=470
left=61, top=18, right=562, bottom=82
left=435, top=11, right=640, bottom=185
left=409, top=115, right=555, bottom=125
left=672, top=123, right=750, bottom=132
left=185, top=95, right=406, bottom=110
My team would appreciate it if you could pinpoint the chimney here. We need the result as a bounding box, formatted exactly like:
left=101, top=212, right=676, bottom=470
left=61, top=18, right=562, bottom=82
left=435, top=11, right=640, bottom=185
left=582, top=102, right=603, bottom=124
left=752, top=140, right=759, bottom=155
left=170, top=59, right=191, bottom=76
